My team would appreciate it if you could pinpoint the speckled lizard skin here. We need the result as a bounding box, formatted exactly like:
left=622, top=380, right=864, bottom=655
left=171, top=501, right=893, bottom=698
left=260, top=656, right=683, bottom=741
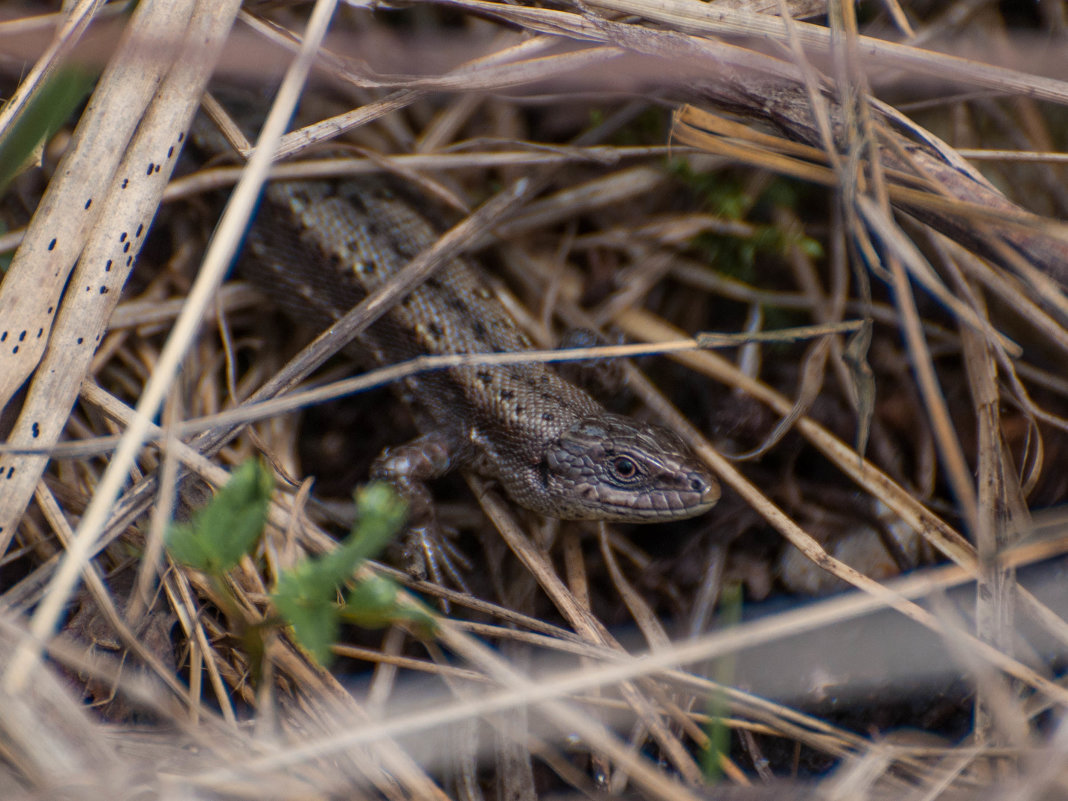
left=219, top=124, right=719, bottom=579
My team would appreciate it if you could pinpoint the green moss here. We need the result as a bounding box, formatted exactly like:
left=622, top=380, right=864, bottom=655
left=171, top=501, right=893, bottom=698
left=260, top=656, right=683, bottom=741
left=671, top=162, right=824, bottom=281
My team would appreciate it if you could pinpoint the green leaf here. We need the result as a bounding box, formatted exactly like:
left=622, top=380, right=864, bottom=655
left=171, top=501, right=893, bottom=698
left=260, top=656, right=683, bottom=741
left=343, top=576, right=437, bottom=635
left=0, top=66, right=96, bottom=195
left=271, top=482, right=409, bottom=664
left=702, top=582, right=743, bottom=783
left=0, top=220, right=11, bottom=274
left=272, top=557, right=343, bottom=665
left=345, top=575, right=401, bottom=623
left=341, top=482, right=409, bottom=564
left=165, top=459, right=274, bottom=574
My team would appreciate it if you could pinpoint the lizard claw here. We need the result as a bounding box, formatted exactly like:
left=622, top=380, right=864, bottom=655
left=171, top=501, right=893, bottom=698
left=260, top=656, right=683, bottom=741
left=372, top=432, right=474, bottom=603
left=401, top=524, right=472, bottom=608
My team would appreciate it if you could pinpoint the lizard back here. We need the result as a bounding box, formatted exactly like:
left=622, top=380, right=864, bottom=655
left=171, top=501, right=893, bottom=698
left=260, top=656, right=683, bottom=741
left=243, top=177, right=606, bottom=505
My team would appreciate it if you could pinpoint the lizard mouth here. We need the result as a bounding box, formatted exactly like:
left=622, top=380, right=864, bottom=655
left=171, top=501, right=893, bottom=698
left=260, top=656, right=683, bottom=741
left=572, top=471, right=720, bottom=522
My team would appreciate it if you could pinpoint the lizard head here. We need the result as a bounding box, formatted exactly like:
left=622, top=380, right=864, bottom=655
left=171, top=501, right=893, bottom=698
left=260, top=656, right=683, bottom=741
left=540, top=413, right=720, bottom=522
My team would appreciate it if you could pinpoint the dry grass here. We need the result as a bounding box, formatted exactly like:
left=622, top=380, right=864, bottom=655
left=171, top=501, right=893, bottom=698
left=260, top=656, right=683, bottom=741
left=2, top=0, right=1068, bottom=798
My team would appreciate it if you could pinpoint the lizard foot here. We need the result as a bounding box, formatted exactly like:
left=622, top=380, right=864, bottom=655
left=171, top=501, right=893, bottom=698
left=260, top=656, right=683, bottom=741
left=400, top=524, right=473, bottom=607
left=372, top=432, right=474, bottom=600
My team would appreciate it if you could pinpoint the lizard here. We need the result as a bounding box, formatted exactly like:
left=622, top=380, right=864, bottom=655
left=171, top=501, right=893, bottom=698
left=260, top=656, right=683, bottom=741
left=207, top=112, right=721, bottom=585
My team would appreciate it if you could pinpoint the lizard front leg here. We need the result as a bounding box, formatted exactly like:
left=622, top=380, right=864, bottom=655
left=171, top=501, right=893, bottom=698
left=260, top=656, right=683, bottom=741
left=371, top=431, right=472, bottom=591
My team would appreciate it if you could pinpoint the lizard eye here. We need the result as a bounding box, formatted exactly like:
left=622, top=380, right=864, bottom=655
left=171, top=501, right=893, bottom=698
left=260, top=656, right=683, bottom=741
left=611, top=455, right=639, bottom=480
